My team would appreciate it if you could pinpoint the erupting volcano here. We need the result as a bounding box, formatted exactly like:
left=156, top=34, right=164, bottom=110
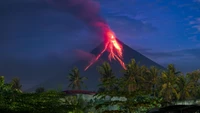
left=84, top=25, right=126, bottom=71
left=47, top=0, right=126, bottom=70
left=26, top=0, right=166, bottom=92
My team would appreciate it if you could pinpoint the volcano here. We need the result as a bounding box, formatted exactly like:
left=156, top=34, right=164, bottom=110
left=26, top=40, right=165, bottom=92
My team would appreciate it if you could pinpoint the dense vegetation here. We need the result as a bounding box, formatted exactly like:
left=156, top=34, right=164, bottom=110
left=1, top=59, right=200, bottom=113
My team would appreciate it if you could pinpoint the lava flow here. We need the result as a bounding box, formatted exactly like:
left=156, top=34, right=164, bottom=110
left=84, top=28, right=126, bottom=71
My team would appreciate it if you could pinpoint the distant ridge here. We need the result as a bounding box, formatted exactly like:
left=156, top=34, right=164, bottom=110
left=26, top=40, right=165, bottom=92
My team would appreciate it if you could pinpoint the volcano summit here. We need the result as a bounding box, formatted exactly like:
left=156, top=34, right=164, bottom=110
left=27, top=40, right=165, bottom=92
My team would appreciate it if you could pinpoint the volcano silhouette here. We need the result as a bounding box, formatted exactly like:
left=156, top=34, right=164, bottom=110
left=26, top=40, right=165, bottom=92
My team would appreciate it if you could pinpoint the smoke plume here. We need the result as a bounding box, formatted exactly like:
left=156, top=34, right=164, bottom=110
left=47, top=0, right=108, bottom=35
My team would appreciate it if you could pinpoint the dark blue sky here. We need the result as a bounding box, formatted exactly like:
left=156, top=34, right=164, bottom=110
left=1, top=0, right=200, bottom=90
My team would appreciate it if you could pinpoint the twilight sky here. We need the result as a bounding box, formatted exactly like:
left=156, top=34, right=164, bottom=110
left=1, top=0, right=200, bottom=90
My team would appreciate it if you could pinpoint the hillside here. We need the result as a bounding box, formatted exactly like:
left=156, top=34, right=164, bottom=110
left=26, top=40, right=165, bottom=92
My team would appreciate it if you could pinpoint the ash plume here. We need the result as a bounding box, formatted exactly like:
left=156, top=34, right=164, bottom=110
left=47, top=0, right=108, bottom=35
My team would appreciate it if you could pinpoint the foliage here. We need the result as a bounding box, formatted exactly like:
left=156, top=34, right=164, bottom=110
left=0, top=90, right=68, bottom=113
left=35, top=87, right=45, bottom=93
left=61, top=95, right=91, bottom=113
left=158, top=67, right=179, bottom=104
left=1, top=59, right=200, bottom=112
left=146, top=66, right=161, bottom=97
left=97, top=62, right=115, bottom=82
left=10, top=77, right=22, bottom=92
left=176, top=75, right=194, bottom=100
left=67, top=67, right=87, bottom=90
left=97, top=62, right=117, bottom=93
left=94, top=60, right=200, bottom=111
left=90, top=94, right=162, bottom=113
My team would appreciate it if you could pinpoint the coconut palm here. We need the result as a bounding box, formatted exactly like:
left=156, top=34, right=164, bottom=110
left=139, top=65, right=151, bottom=91
left=187, top=70, right=200, bottom=85
left=158, top=65, right=179, bottom=104
left=147, top=66, right=161, bottom=97
left=186, top=70, right=200, bottom=98
left=68, top=67, right=87, bottom=90
left=167, top=64, right=181, bottom=76
left=177, top=75, right=194, bottom=100
left=97, top=62, right=115, bottom=82
left=0, top=76, right=4, bottom=88
left=123, top=59, right=145, bottom=93
left=97, top=62, right=116, bottom=91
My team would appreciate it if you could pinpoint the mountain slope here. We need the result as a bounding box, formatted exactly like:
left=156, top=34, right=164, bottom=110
left=26, top=40, right=165, bottom=92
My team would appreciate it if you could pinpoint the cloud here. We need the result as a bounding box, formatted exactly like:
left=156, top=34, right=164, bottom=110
left=188, top=35, right=199, bottom=42
left=189, top=18, right=200, bottom=35
left=194, top=0, right=200, bottom=3
left=162, top=59, right=200, bottom=74
left=188, top=18, right=200, bottom=46
left=177, top=3, right=192, bottom=8
left=137, top=47, right=200, bottom=59
left=136, top=47, right=200, bottom=73
left=105, top=14, right=157, bottom=39
left=0, top=0, right=103, bottom=57
left=0, top=1, right=89, bottom=33
left=179, top=48, right=200, bottom=58
left=138, top=49, right=183, bottom=59
left=185, top=16, right=193, bottom=21
left=97, top=0, right=157, bottom=39
left=0, top=0, right=100, bottom=90
left=0, top=54, right=77, bottom=90
left=193, top=25, right=200, bottom=31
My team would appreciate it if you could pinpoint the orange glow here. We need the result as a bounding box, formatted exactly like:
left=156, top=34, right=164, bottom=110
left=84, top=42, right=109, bottom=71
left=84, top=25, right=126, bottom=71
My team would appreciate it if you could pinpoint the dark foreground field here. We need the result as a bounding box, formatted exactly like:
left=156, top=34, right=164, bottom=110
left=1, top=59, right=200, bottom=113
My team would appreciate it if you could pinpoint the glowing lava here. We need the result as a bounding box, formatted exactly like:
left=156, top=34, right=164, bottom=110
left=84, top=27, right=126, bottom=71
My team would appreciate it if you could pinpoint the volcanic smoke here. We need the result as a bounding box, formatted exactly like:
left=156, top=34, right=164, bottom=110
left=48, top=0, right=126, bottom=70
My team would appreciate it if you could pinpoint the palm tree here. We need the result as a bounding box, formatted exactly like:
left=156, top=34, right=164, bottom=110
left=68, top=67, right=87, bottom=90
left=177, top=75, right=194, bottom=100
left=187, top=70, right=200, bottom=85
left=0, top=76, right=4, bottom=87
left=186, top=70, right=200, bottom=98
left=139, top=65, right=151, bottom=91
left=167, top=64, right=181, bottom=76
left=97, top=62, right=115, bottom=91
left=11, top=77, right=22, bottom=92
left=123, top=59, right=145, bottom=93
left=158, top=65, right=179, bottom=104
left=97, top=62, right=115, bottom=82
left=147, top=66, right=161, bottom=97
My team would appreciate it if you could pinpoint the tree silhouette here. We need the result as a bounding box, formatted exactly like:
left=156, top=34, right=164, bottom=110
left=123, top=59, right=145, bottom=93
left=97, top=62, right=116, bottom=92
left=187, top=70, right=200, bottom=98
left=35, top=87, right=45, bottom=93
left=158, top=64, right=179, bottom=104
left=148, top=66, right=161, bottom=97
left=167, top=64, right=181, bottom=75
left=68, top=67, right=87, bottom=90
left=11, top=77, right=22, bottom=92
left=177, top=75, right=194, bottom=100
